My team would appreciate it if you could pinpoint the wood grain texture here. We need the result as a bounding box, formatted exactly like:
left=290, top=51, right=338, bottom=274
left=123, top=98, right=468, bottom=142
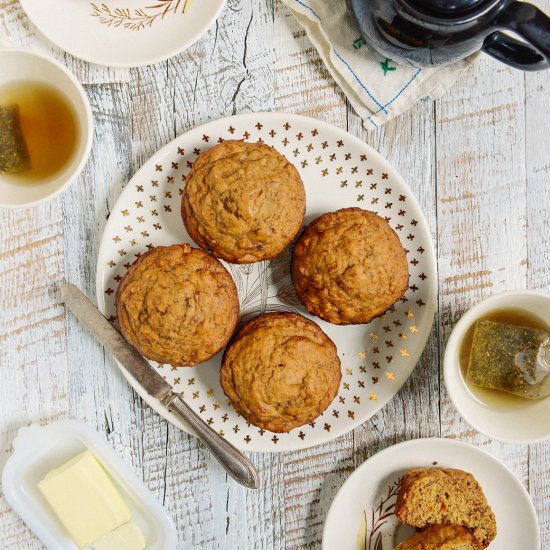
left=0, top=0, right=549, bottom=548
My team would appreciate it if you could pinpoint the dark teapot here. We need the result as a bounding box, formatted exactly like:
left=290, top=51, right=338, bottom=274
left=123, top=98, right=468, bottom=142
left=348, top=0, right=550, bottom=70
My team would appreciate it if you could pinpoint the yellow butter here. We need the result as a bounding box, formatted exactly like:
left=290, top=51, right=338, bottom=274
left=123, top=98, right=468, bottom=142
left=92, top=521, right=146, bottom=550
left=38, top=450, right=132, bottom=549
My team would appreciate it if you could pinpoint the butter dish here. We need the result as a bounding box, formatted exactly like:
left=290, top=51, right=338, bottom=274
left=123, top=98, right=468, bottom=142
left=2, top=420, right=177, bottom=549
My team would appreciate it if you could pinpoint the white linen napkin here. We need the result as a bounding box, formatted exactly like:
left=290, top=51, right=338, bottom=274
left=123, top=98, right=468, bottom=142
left=280, top=0, right=477, bottom=129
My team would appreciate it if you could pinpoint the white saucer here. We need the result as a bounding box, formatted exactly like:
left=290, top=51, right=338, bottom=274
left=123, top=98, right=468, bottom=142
left=323, top=438, right=540, bottom=550
left=18, top=0, right=226, bottom=67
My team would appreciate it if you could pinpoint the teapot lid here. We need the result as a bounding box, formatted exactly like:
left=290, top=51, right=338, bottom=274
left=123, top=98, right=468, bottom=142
left=412, top=0, right=487, bottom=13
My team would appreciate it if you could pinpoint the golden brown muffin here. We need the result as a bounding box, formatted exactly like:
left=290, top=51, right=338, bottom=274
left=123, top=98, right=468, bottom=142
left=182, top=140, right=306, bottom=263
left=220, top=312, right=341, bottom=432
left=116, top=244, right=239, bottom=367
left=394, top=525, right=483, bottom=550
left=395, top=468, right=496, bottom=548
left=292, top=208, right=409, bottom=325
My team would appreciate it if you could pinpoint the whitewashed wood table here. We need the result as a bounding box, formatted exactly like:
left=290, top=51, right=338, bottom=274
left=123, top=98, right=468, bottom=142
left=1, top=0, right=549, bottom=548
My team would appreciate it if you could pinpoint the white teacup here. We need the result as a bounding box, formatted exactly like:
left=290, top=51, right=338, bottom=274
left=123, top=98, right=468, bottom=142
left=0, top=42, right=93, bottom=209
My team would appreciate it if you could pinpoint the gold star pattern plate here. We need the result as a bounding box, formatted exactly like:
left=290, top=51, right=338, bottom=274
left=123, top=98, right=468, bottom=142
left=96, top=112, right=437, bottom=452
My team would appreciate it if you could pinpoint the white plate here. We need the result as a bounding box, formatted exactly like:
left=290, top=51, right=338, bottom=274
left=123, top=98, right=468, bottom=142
left=96, top=112, right=437, bottom=452
left=18, top=0, right=226, bottom=67
left=323, top=438, right=540, bottom=550
left=2, top=420, right=177, bottom=550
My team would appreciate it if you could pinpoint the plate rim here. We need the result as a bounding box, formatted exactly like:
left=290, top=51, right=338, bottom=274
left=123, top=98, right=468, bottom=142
left=17, top=0, right=227, bottom=67
left=322, top=436, right=541, bottom=550
left=95, top=111, right=438, bottom=453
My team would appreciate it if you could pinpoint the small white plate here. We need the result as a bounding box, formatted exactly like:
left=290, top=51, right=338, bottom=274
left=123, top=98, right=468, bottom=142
left=18, top=0, right=226, bottom=67
left=323, top=438, right=540, bottom=550
left=2, top=420, right=177, bottom=550
left=444, top=290, right=550, bottom=444
left=96, top=112, right=437, bottom=452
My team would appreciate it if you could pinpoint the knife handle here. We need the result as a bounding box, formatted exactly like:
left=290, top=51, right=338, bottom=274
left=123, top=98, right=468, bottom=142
left=163, top=392, right=260, bottom=489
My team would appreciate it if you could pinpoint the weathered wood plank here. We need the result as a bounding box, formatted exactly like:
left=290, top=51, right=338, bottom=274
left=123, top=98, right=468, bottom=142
left=0, top=203, right=67, bottom=549
left=435, top=56, right=529, bottom=480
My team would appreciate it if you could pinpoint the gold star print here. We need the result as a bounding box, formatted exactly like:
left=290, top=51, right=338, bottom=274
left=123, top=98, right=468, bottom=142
left=370, top=332, right=378, bottom=340
left=192, top=391, right=199, bottom=399
left=121, top=209, right=129, bottom=216
left=399, top=333, right=408, bottom=340
left=410, top=325, right=418, bottom=333
left=173, top=377, right=181, bottom=385
left=112, top=235, right=121, bottom=243
left=406, top=310, right=414, bottom=318
left=400, top=349, right=410, bottom=357
left=359, top=352, right=366, bottom=359
left=369, top=393, right=377, bottom=401
left=206, top=389, right=214, bottom=398
left=219, top=430, right=225, bottom=436
left=346, top=368, right=353, bottom=376
left=107, top=260, right=116, bottom=268
left=347, top=410, right=355, bottom=419
left=129, top=239, right=137, bottom=247
left=386, top=371, right=395, bottom=380
left=213, top=402, right=221, bottom=410
left=187, top=378, right=195, bottom=385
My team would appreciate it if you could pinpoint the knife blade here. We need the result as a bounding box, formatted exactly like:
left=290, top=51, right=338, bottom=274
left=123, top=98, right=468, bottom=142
left=60, top=283, right=260, bottom=489
left=60, top=283, right=171, bottom=400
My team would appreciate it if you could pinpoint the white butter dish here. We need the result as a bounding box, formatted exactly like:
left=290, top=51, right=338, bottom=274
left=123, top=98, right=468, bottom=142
left=2, top=420, right=177, bottom=550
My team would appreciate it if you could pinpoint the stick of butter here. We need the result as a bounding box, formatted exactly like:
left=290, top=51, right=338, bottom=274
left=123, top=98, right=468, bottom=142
left=92, top=521, right=146, bottom=550
left=38, top=450, right=132, bottom=549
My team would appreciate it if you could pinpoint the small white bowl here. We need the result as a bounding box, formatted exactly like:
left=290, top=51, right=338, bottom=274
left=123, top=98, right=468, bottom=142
left=444, top=290, right=550, bottom=444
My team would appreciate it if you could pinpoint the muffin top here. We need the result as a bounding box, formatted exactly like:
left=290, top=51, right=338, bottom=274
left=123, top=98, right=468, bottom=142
left=116, top=243, right=239, bottom=367
left=292, top=208, right=409, bottom=325
left=220, top=312, right=341, bottom=433
left=182, top=140, right=306, bottom=263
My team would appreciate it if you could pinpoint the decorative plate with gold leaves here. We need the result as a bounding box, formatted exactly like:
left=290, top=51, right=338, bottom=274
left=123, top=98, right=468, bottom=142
left=18, top=0, right=225, bottom=67
left=323, top=438, right=540, bottom=550
left=96, top=112, right=437, bottom=452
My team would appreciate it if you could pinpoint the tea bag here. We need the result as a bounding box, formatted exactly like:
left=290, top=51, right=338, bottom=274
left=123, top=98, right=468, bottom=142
left=0, top=105, right=30, bottom=174
left=467, top=319, right=550, bottom=400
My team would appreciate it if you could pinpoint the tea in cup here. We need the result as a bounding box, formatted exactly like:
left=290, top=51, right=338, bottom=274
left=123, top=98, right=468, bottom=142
left=0, top=43, right=93, bottom=208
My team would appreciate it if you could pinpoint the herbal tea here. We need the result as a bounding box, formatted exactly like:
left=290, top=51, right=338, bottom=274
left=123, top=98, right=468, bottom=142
left=459, top=307, right=550, bottom=409
left=0, top=80, right=78, bottom=182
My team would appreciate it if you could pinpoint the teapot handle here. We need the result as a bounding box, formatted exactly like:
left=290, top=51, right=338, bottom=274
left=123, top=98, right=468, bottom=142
left=482, top=1, right=550, bottom=71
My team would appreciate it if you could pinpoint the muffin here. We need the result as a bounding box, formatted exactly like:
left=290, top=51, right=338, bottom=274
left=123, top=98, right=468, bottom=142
left=116, top=243, right=239, bottom=367
left=182, top=140, right=306, bottom=263
left=220, top=312, right=341, bottom=432
left=394, top=525, right=482, bottom=550
left=292, top=208, right=409, bottom=325
left=395, top=468, right=497, bottom=548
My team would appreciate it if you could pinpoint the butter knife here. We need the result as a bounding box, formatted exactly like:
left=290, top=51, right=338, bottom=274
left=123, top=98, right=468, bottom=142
left=60, top=283, right=259, bottom=489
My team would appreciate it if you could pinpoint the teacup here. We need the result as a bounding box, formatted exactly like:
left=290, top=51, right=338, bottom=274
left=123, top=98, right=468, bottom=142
left=444, top=290, right=550, bottom=444
left=0, top=41, right=93, bottom=209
